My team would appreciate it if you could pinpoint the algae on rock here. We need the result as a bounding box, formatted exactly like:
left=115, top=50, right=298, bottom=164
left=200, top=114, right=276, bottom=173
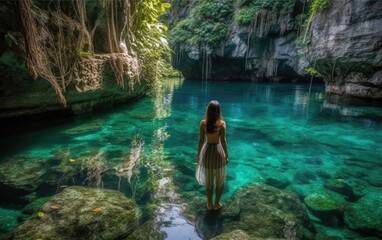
left=12, top=186, right=139, bottom=240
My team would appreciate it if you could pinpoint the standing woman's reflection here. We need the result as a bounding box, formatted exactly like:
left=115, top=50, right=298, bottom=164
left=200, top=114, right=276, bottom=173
left=196, top=100, right=229, bottom=211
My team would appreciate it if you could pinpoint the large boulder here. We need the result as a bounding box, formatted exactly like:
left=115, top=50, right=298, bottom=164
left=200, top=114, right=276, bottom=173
left=200, top=183, right=313, bottom=239
left=304, top=191, right=346, bottom=227
left=344, top=187, right=382, bottom=238
left=11, top=186, right=139, bottom=240
left=0, top=156, right=52, bottom=202
left=307, top=0, right=382, bottom=106
left=210, top=230, right=253, bottom=240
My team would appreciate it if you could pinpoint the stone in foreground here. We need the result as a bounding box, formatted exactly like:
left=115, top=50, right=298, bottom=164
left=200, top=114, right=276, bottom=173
left=12, top=186, right=138, bottom=240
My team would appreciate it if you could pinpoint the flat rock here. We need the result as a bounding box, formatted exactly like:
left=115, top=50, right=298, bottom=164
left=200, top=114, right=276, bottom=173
left=12, top=186, right=139, bottom=240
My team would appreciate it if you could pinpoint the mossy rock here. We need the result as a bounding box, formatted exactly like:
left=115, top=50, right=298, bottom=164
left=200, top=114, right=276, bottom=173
left=21, top=197, right=51, bottom=215
left=324, top=178, right=360, bottom=201
left=344, top=188, right=382, bottom=238
left=62, top=119, right=105, bottom=135
left=125, top=220, right=165, bottom=240
left=0, top=156, right=50, bottom=197
left=220, top=183, right=312, bottom=238
left=304, top=191, right=346, bottom=226
left=304, top=192, right=344, bottom=213
left=210, top=230, right=253, bottom=240
left=12, top=186, right=139, bottom=240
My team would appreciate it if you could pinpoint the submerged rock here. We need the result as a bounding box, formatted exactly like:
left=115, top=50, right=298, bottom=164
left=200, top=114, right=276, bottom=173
left=12, top=186, right=138, bottom=240
left=344, top=188, right=382, bottom=238
left=0, top=207, right=22, bottom=240
left=304, top=191, right=346, bottom=226
left=324, top=178, right=359, bottom=201
left=125, top=220, right=165, bottom=240
left=210, top=230, right=252, bottom=240
left=304, top=192, right=345, bottom=216
left=294, top=169, right=317, bottom=184
left=216, top=183, right=312, bottom=239
left=0, top=156, right=50, bottom=201
left=21, top=197, right=50, bottom=215
left=262, top=170, right=290, bottom=189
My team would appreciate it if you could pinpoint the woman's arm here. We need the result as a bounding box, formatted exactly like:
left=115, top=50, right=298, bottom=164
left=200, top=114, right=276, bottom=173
left=220, top=121, right=229, bottom=164
left=196, top=120, right=205, bottom=164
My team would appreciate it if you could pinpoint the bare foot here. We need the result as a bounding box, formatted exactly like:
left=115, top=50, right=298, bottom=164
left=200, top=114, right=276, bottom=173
left=214, top=202, right=223, bottom=211
left=206, top=203, right=213, bottom=211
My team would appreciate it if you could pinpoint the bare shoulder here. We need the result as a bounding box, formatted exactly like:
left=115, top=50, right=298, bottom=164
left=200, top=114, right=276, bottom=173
left=220, top=120, right=226, bottom=128
left=200, top=119, right=206, bottom=127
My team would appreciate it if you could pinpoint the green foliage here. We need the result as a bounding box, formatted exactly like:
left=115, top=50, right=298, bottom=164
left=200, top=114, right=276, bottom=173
left=130, top=0, right=172, bottom=86
left=235, top=0, right=297, bottom=25
left=302, top=0, right=332, bottom=42
left=308, top=0, right=331, bottom=14
left=78, top=51, right=92, bottom=57
left=169, top=0, right=234, bottom=48
left=295, top=36, right=309, bottom=48
left=306, top=67, right=322, bottom=77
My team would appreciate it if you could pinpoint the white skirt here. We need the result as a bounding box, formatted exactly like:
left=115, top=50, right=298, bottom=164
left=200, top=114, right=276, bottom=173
left=196, top=143, right=226, bottom=188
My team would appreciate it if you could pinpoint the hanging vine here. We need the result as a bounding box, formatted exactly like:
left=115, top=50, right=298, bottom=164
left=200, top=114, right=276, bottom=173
left=19, top=0, right=67, bottom=105
left=17, top=0, right=170, bottom=105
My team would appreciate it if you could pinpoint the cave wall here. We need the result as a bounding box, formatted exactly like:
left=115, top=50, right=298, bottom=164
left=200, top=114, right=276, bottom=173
left=170, top=0, right=312, bottom=82
left=170, top=0, right=382, bottom=106
left=306, top=0, right=382, bottom=106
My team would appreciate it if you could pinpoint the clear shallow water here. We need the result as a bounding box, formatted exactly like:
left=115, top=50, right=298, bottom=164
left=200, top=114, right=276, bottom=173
left=1, top=78, right=382, bottom=238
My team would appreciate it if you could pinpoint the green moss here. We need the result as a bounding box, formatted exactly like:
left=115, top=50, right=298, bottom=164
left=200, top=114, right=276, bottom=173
left=235, top=0, right=297, bottom=25
left=304, top=192, right=340, bottom=211
left=169, top=0, right=234, bottom=48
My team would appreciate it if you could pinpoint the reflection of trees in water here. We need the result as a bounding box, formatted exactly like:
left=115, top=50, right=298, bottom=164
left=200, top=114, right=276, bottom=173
left=115, top=135, right=144, bottom=199
left=82, top=151, right=108, bottom=188
left=152, top=78, right=184, bottom=120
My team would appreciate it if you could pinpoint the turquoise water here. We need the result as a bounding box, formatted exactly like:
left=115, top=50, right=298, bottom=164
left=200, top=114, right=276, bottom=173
left=1, top=78, right=382, bottom=238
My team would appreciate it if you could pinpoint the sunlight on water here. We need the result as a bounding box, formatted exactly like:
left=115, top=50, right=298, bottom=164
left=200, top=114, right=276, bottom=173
left=0, top=78, right=381, bottom=238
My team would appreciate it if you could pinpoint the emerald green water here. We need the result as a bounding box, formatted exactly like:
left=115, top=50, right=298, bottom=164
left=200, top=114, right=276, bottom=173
left=1, top=78, right=382, bottom=238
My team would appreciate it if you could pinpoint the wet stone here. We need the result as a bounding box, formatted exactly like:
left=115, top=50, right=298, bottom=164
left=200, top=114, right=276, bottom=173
left=324, top=178, right=359, bottom=201
left=218, top=183, right=312, bottom=239
left=0, top=156, right=50, bottom=200
left=125, top=220, right=165, bottom=240
left=344, top=187, right=382, bottom=238
left=366, top=169, right=382, bottom=187
left=304, top=191, right=346, bottom=226
left=11, top=186, right=139, bottom=240
left=294, top=169, right=317, bottom=184
left=262, top=170, right=290, bottom=189
left=210, top=230, right=252, bottom=240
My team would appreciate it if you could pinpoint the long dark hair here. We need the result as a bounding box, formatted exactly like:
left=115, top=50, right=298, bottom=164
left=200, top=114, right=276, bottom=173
left=205, top=100, right=223, bottom=134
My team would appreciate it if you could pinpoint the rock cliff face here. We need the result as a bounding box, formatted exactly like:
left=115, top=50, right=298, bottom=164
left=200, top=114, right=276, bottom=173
left=176, top=24, right=307, bottom=82
left=170, top=0, right=311, bottom=82
left=306, top=0, right=382, bottom=106
left=170, top=0, right=382, bottom=106
left=0, top=51, right=144, bottom=121
left=0, top=1, right=165, bottom=121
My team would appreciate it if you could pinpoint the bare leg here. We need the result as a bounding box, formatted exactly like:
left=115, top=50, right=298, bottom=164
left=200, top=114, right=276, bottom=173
left=205, top=168, right=213, bottom=210
left=214, top=167, right=225, bottom=210
left=206, top=187, right=213, bottom=210
left=214, top=185, right=223, bottom=210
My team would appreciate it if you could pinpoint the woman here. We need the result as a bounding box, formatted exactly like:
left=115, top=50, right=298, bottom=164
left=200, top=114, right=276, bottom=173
left=196, top=100, right=229, bottom=211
